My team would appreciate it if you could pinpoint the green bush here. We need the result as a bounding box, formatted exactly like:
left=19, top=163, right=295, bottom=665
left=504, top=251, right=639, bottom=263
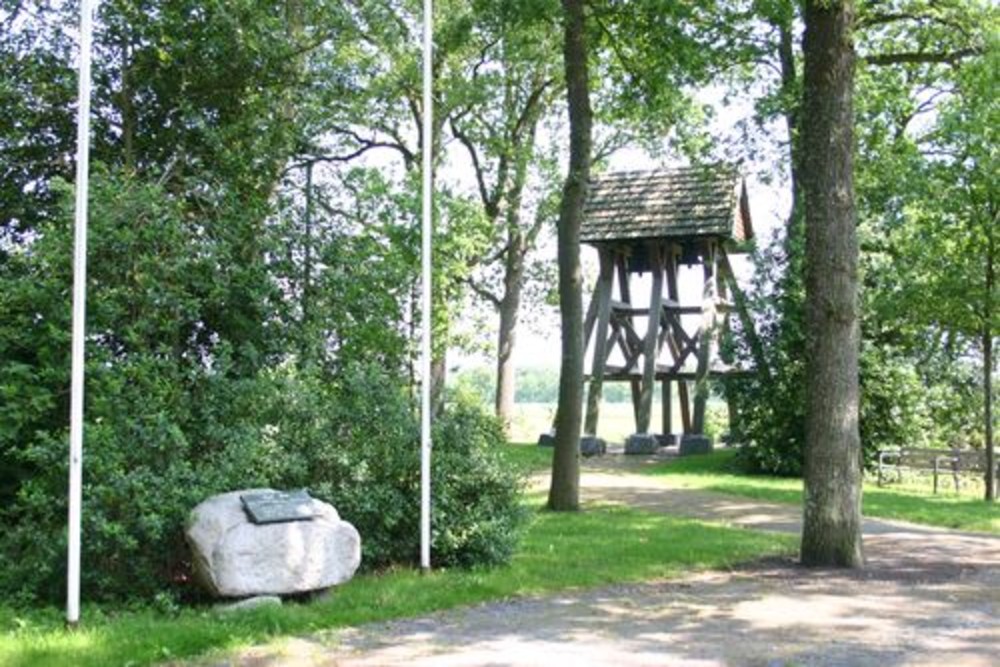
left=0, top=171, right=526, bottom=605
left=0, top=362, right=528, bottom=604
left=277, top=366, right=527, bottom=571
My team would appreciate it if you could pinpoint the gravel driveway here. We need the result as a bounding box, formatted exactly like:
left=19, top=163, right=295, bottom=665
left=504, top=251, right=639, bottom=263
left=198, top=454, right=1000, bottom=667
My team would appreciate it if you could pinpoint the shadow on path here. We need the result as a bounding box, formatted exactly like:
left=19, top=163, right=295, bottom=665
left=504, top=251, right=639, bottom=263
left=200, top=454, right=1000, bottom=667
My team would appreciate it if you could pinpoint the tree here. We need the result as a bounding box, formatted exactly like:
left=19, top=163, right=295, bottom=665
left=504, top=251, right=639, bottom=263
left=547, top=0, right=592, bottom=511
left=448, top=9, right=562, bottom=428
left=799, top=0, right=864, bottom=567
left=881, top=45, right=998, bottom=500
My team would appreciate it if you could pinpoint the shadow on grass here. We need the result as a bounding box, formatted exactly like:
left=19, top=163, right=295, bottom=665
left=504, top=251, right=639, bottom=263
left=643, top=449, right=999, bottom=534
left=0, top=502, right=793, bottom=667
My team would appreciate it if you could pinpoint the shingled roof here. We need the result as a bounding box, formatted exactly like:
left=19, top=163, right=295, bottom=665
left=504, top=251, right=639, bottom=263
left=581, top=165, right=753, bottom=244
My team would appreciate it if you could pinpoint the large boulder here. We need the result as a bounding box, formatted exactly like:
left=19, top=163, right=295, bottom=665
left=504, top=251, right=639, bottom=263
left=186, top=489, right=361, bottom=598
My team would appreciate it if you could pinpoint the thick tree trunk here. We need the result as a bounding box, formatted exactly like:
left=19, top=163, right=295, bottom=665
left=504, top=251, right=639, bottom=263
left=495, top=231, right=526, bottom=429
left=985, top=230, right=995, bottom=502
left=800, top=0, right=864, bottom=567
left=986, top=325, right=995, bottom=502
left=548, top=0, right=592, bottom=511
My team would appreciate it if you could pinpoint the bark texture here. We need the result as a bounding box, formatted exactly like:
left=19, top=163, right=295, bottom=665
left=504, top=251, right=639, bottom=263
left=800, top=0, right=865, bottom=567
left=547, top=0, right=592, bottom=511
left=494, top=233, right=525, bottom=427
left=985, top=228, right=995, bottom=502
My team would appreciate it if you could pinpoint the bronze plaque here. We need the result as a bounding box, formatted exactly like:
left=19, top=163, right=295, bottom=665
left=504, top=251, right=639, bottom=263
left=240, top=489, right=316, bottom=524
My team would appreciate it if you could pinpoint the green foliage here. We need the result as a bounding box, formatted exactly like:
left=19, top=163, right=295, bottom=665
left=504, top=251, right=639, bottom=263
left=0, top=502, right=793, bottom=667
left=0, top=170, right=524, bottom=604
left=858, top=345, right=935, bottom=466
left=275, top=366, right=528, bottom=572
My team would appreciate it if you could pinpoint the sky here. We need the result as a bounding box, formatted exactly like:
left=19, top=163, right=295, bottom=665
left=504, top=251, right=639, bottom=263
left=454, top=97, right=794, bottom=372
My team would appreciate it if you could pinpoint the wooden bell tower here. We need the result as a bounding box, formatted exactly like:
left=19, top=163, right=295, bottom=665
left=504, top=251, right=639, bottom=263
left=579, top=166, right=760, bottom=455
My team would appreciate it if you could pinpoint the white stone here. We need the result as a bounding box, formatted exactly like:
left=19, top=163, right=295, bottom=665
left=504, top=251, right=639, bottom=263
left=186, top=489, right=361, bottom=598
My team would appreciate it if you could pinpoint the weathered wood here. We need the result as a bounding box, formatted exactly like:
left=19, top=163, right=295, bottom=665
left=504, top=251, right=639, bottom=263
left=678, top=380, right=692, bottom=433
left=585, top=367, right=754, bottom=382
left=693, top=243, right=718, bottom=434
left=611, top=300, right=702, bottom=316
left=584, top=248, right=615, bottom=435
left=719, top=247, right=770, bottom=380
left=616, top=253, right=631, bottom=302
left=581, top=166, right=754, bottom=245
left=629, top=378, right=641, bottom=428
left=662, top=379, right=672, bottom=434
left=582, top=274, right=600, bottom=350
left=637, top=243, right=665, bottom=433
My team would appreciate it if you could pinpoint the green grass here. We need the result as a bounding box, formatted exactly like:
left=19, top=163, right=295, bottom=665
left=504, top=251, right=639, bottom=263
left=0, top=502, right=793, bottom=667
left=643, top=450, right=1000, bottom=533
left=497, top=441, right=553, bottom=475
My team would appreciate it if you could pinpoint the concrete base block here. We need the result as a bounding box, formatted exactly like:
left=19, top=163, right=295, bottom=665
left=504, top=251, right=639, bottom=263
left=537, top=432, right=555, bottom=448
left=679, top=434, right=713, bottom=456
left=579, top=436, right=607, bottom=458
left=656, top=433, right=679, bottom=447
left=624, top=433, right=659, bottom=455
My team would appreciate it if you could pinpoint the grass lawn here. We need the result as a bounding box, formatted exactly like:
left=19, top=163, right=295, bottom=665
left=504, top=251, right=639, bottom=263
left=502, top=443, right=998, bottom=534
left=641, top=450, right=1000, bottom=534
left=0, top=502, right=793, bottom=667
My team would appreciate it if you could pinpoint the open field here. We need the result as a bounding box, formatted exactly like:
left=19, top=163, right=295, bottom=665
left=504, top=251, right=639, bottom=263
left=508, top=399, right=726, bottom=444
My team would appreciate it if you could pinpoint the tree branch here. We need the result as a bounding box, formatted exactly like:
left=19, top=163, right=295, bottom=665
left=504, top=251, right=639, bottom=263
left=864, top=48, right=981, bottom=67
left=464, top=276, right=501, bottom=308
left=449, top=118, right=497, bottom=217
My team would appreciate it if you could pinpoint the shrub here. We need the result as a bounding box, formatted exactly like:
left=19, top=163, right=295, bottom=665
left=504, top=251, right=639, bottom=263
left=277, top=365, right=527, bottom=571
left=0, top=362, right=528, bottom=604
left=0, top=169, right=526, bottom=603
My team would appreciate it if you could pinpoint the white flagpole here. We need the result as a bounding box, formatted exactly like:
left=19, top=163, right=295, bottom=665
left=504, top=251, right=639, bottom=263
left=67, top=0, right=95, bottom=627
left=420, top=0, right=433, bottom=572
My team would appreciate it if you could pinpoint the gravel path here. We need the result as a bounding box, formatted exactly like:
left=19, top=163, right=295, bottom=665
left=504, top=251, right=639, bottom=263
left=200, top=454, right=1000, bottom=667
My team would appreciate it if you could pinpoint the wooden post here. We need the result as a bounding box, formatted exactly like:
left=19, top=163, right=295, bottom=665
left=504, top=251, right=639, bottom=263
left=584, top=248, right=615, bottom=434
left=693, top=242, right=717, bottom=434
left=719, top=247, right=770, bottom=381
left=664, top=247, right=693, bottom=434
left=637, top=243, right=664, bottom=433
left=583, top=280, right=599, bottom=352
left=662, top=379, right=672, bottom=435
left=630, top=378, right=641, bottom=427
left=679, top=382, right=692, bottom=433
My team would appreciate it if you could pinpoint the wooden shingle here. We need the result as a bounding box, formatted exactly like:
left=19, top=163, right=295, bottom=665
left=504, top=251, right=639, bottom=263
left=581, top=165, right=753, bottom=245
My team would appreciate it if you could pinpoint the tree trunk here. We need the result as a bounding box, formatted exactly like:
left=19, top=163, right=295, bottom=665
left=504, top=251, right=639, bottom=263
left=777, top=19, right=805, bottom=253
left=431, top=353, right=447, bottom=417
left=800, top=0, right=864, bottom=567
left=495, top=231, right=526, bottom=430
left=984, top=229, right=995, bottom=502
left=548, top=0, right=592, bottom=512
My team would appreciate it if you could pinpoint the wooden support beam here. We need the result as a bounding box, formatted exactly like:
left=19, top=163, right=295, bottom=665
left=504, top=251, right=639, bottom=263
left=584, top=249, right=615, bottom=435
left=693, top=243, right=718, bottom=434
left=637, top=243, right=665, bottom=433
left=678, top=380, right=692, bottom=433
left=662, top=379, right=672, bottom=435
left=630, top=378, right=641, bottom=429
left=583, top=285, right=599, bottom=352
left=616, top=253, right=631, bottom=302
left=718, top=247, right=770, bottom=381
